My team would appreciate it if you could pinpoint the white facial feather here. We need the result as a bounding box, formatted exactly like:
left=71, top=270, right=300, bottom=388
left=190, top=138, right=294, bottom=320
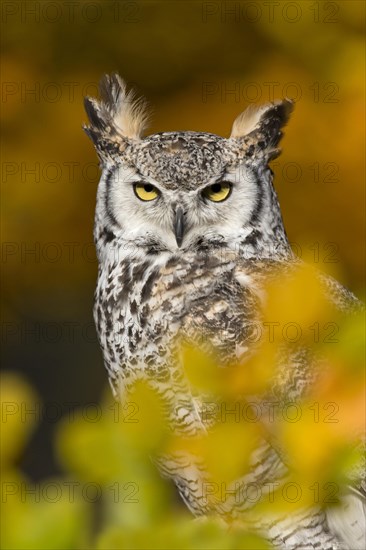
left=104, top=164, right=258, bottom=252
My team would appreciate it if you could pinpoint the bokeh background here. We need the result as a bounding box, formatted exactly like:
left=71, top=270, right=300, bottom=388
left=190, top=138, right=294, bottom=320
left=1, top=1, right=365, bottom=548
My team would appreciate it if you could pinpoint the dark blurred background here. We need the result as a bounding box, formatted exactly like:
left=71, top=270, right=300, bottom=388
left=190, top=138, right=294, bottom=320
left=1, top=0, right=365, bottom=481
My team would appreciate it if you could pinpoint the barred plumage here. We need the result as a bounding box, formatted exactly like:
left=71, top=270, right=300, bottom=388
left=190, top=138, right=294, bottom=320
left=84, top=74, right=365, bottom=550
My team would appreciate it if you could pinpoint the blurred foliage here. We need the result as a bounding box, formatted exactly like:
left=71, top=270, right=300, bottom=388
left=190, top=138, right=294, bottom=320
left=0, top=371, right=272, bottom=549
left=1, top=265, right=365, bottom=548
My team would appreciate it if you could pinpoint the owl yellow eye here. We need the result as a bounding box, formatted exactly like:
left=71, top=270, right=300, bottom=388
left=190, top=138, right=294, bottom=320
left=134, top=182, right=159, bottom=201
left=202, top=181, right=232, bottom=202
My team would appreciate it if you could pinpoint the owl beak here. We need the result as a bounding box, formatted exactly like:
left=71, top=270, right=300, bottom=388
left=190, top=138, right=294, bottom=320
left=174, top=207, right=185, bottom=248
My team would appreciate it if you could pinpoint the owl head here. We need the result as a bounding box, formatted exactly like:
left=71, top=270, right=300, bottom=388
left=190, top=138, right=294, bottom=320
left=84, top=74, right=293, bottom=257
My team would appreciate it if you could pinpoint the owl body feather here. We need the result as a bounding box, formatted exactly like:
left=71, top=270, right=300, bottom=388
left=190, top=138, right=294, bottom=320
left=85, top=75, right=365, bottom=550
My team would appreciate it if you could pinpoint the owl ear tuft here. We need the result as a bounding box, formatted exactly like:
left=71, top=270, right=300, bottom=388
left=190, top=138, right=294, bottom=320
left=83, top=74, right=150, bottom=161
left=230, top=99, right=294, bottom=160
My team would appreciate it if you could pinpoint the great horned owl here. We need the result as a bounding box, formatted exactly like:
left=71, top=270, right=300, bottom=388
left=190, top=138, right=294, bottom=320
left=84, top=74, right=365, bottom=549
